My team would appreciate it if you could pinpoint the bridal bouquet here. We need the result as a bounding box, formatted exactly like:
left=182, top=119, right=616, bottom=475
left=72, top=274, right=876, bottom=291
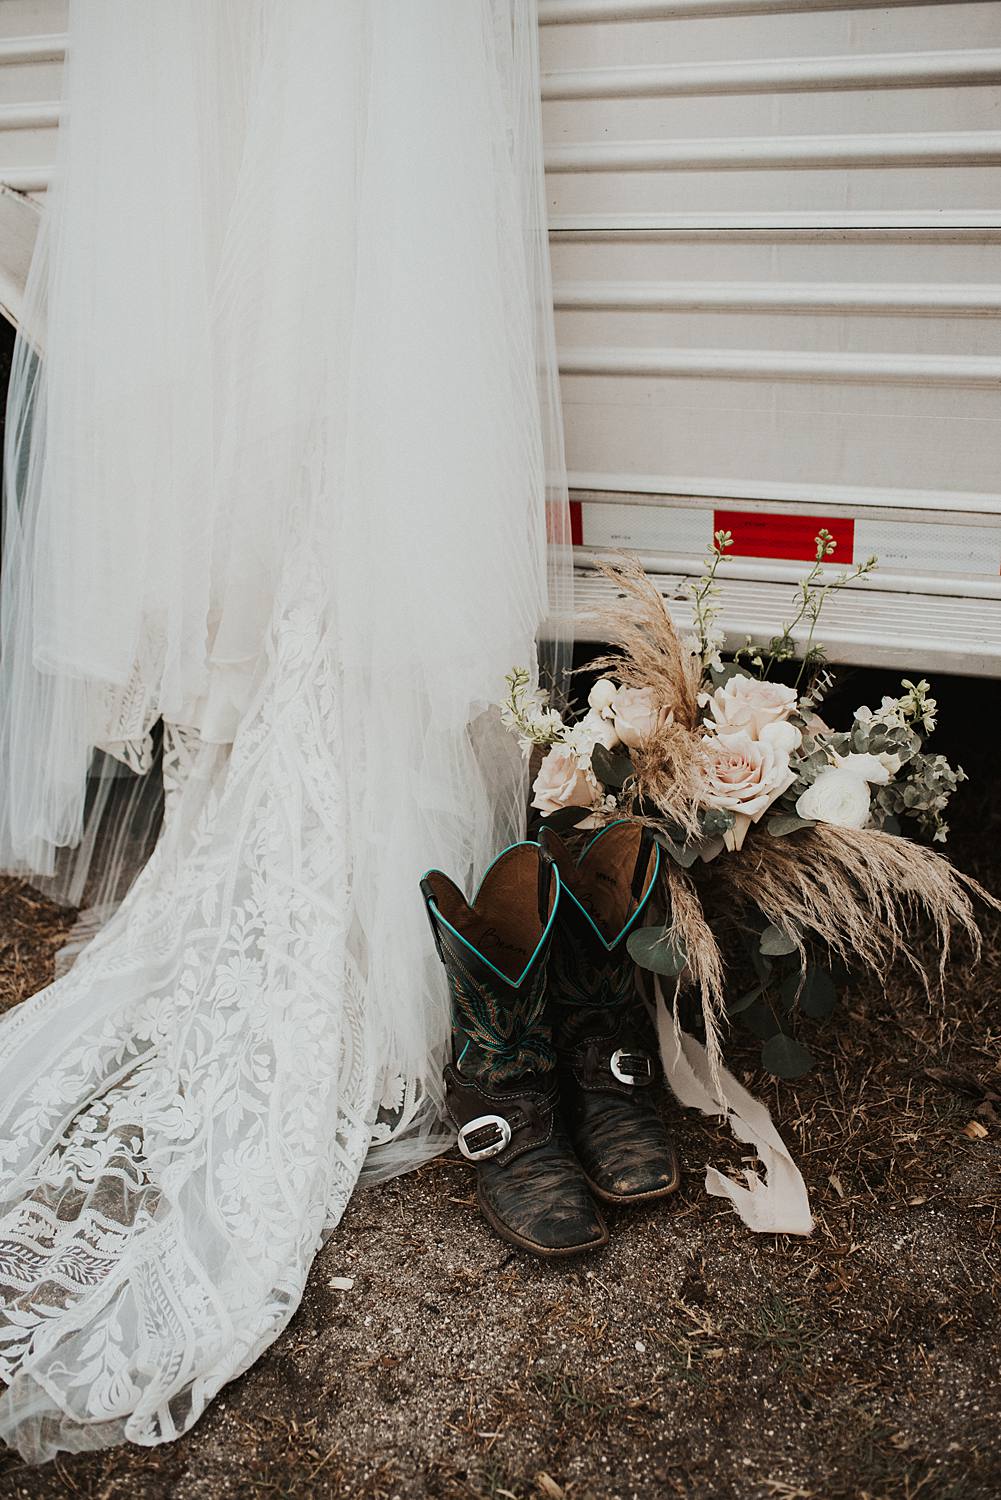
left=502, top=533, right=994, bottom=1081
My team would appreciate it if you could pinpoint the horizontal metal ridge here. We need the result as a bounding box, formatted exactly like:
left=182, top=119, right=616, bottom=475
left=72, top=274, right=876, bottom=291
left=567, top=475, right=1001, bottom=518
left=554, top=279, right=1001, bottom=314
left=541, top=0, right=990, bottom=21
left=0, top=102, right=59, bottom=131
left=560, top=345, right=1001, bottom=384
left=550, top=212, right=1001, bottom=233
left=0, top=168, right=50, bottom=194
left=545, top=131, right=1001, bottom=172
left=0, top=33, right=67, bottom=64
left=543, top=49, right=1001, bottom=99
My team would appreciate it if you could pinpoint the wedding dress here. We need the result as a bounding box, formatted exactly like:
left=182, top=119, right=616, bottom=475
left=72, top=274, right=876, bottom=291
left=0, top=1, right=570, bottom=1462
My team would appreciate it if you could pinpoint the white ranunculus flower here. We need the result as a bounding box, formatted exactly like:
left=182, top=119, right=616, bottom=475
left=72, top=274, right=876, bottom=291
left=704, top=675, right=798, bottom=740
left=831, top=751, right=890, bottom=785
left=588, top=678, right=618, bottom=716
left=796, top=766, right=871, bottom=829
left=759, top=719, right=802, bottom=755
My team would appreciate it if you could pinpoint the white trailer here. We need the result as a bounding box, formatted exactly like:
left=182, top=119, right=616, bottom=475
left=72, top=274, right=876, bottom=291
left=2, top=0, right=1000, bottom=673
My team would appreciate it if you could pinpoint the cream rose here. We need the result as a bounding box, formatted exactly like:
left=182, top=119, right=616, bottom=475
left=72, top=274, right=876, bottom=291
left=531, top=744, right=600, bottom=818
left=702, top=729, right=796, bottom=850
left=795, top=766, right=871, bottom=829
left=611, top=686, right=668, bottom=749
left=704, top=676, right=798, bottom=740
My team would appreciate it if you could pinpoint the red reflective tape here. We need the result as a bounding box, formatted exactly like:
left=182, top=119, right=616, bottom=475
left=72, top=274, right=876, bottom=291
left=714, top=509, right=855, bottom=564
left=569, top=499, right=583, bottom=547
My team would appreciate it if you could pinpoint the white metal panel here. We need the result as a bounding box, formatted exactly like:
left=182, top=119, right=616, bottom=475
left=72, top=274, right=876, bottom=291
left=543, top=0, right=1001, bottom=673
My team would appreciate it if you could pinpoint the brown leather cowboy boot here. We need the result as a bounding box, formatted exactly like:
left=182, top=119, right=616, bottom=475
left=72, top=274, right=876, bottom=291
left=420, top=842, right=608, bottom=1258
left=540, top=821, right=680, bottom=1206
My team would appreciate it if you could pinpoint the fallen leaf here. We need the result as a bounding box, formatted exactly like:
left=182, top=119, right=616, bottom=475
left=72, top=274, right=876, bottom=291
left=962, top=1120, right=989, bottom=1140
left=535, top=1474, right=565, bottom=1500
left=829, top=1174, right=845, bottom=1198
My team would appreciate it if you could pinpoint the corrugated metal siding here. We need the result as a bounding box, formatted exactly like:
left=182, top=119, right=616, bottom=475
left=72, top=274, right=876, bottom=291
left=0, top=0, right=65, bottom=195
left=541, top=0, right=1001, bottom=602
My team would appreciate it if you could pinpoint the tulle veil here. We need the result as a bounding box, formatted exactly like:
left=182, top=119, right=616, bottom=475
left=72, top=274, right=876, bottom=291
left=0, top=0, right=570, bottom=1462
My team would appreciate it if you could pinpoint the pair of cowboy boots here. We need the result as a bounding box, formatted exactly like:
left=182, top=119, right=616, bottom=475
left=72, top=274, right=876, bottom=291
left=420, top=821, right=678, bottom=1258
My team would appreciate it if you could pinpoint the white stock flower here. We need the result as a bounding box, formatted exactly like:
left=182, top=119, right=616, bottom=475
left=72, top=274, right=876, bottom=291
left=563, top=709, right=620, bottom=761
left=588, top=678, right=618, bottom=716
left=703, top=676, right=798, bottom=740
left=796, top=766, right=871, bottom=829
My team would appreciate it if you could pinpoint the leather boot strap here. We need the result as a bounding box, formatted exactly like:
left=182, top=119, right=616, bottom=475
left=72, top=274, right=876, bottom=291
left=561, top=1014, right=658, bottom=1098
left=444, top=1066, right=558, bottom=1167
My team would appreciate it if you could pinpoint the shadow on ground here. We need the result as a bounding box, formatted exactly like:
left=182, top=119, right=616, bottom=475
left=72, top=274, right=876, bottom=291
left=0, top=667, right=998, bottom=1500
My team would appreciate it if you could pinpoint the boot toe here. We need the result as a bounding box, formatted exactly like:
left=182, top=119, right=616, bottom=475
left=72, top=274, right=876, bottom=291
left=587, top=1149, right=679, bottom=1202
left=478, top=1148, right=608, bottom=1257
left=572, top=1098, right=680, bottom=1204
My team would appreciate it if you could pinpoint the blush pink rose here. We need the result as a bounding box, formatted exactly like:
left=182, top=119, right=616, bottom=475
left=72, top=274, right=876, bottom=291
left=611, top=686, right=669, bottom=749
left=701, top=729, right=796, bottom=849
left=704, top=676, right=798, bottom=740
left=531, top=744, right=600, bottom=817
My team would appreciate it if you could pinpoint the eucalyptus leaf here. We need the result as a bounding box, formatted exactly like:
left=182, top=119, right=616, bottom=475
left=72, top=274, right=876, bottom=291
left=700, top=806, right=736, bottom=837
left=767, top=815, right=816, bottom=838
left=729, top=984, right=764, bottom=1016
left=760, top=923, right=798, bottom=957
left=651, top=831, right=702, bottom=869
left=760, top=1032, right=815, bottom=1079
left=751, top=948, right=774, bottom=984
left=709, top=661, right=754, bottom=689
left=626, top=926, right=687, bottom=977
left=798, top=966, right=837, bottom=1018
left=590, top=742, right=635, bottom=791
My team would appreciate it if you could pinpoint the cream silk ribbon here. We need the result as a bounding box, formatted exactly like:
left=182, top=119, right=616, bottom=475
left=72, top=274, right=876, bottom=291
left=654, top=977, right=815, bottom=1236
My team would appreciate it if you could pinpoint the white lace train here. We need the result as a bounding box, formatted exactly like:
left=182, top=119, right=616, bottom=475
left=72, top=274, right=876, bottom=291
left=0, top=564, right=401, bottom=1454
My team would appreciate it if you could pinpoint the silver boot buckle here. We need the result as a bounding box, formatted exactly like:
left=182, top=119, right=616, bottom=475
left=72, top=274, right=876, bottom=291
left=457, top=1113, right=513, bottom=1161
left=610, top=1048, right=653, bottom=1086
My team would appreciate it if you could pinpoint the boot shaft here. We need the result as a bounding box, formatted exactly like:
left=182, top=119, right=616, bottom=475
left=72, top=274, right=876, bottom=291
left=541, top=821, right=660, bottom=1018
left=420, top=841, right=559, bottom=1085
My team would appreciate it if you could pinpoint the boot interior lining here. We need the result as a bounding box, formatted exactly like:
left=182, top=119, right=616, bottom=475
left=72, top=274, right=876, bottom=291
left=427, top=848, right=553, bottom=981
left=565, top=823, right=656, bottom=939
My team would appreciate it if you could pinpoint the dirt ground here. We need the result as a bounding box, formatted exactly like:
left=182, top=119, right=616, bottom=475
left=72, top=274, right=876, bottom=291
left=0, top=667, right=999, bottom=1500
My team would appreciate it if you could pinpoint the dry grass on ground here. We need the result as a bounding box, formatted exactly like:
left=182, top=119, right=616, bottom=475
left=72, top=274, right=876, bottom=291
left=0, top=668, right=999, bottom=1500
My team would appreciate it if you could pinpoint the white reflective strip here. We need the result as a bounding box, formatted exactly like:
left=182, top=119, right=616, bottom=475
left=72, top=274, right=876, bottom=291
left=581, top=500, right=710, bottom=552
left=855, top=518, right=1001, bottom=576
